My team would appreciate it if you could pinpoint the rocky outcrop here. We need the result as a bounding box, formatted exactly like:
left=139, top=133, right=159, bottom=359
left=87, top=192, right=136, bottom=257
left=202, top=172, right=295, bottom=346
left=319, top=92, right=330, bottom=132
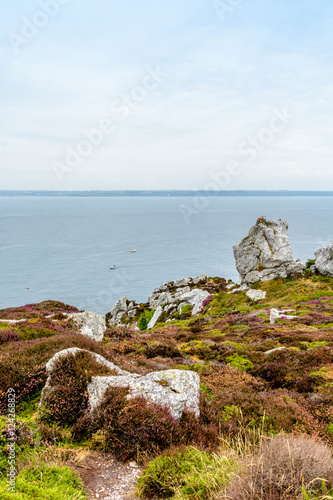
left=70, top=311, right=106, bottom=342
left=88, top=369, right=200, bottom=420
left=106, top=275, right=222, bottom=329
left=40, top=349, right=200, bottom=420
left=233, top=217, right=304, bottom=285
left=106, top=296, right=138, bottom=326
left=314, top=242, right=333, bottom=277
left=148, top=275, right=210, bottom=316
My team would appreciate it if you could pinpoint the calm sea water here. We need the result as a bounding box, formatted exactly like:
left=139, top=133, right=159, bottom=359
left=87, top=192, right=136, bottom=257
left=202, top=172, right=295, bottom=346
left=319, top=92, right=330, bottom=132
left=0, top=196, right=332, bottom=314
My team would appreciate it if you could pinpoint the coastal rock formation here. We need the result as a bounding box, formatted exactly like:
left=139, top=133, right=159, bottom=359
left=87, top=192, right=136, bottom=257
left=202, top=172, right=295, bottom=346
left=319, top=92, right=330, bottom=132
left=107, top=296, right=138, bottom=326
left=106, top=275, right=224, bottom=329
left=314, top=242, right=333, bottom=277
left=70, top=311, right=106, bottom=342
left=40, top=348, right=200, bottom=420
left=148, top=276, right=210, bottom=315
left=233, top=217, right=305, bottom=285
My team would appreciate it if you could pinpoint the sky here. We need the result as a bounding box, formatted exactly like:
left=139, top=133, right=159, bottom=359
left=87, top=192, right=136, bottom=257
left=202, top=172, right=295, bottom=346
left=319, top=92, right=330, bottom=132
left=0, top=0, right=332, bottom=191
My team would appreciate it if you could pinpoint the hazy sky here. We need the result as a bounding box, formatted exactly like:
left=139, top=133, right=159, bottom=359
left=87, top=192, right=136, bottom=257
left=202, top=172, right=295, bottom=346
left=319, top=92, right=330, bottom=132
left=1, top=0, right=332, bottom=190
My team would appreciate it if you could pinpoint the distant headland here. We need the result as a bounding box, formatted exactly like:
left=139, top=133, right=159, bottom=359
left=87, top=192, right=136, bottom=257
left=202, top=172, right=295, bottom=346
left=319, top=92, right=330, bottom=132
left=1, top=190, right=333, bottom=197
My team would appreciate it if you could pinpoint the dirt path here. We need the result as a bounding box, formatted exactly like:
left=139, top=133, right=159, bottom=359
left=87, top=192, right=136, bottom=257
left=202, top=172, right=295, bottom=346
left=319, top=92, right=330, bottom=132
left=75, top=451, right=143, bottom=500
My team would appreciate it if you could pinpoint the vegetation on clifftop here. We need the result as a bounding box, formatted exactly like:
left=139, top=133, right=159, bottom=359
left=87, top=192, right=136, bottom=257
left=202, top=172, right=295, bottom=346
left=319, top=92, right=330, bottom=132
left=1, top=273, right=333, bottom=498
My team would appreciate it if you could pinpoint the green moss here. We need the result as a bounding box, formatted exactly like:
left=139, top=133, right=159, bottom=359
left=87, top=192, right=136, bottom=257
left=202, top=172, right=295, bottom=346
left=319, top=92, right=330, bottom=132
left=226, top=354, right=253, bottom=371
left=223, top=341, right=246, bottom=351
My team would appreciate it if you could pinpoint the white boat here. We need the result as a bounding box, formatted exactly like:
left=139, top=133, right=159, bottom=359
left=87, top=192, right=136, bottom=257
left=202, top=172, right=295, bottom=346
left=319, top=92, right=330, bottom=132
left=129, top=249, right=136, bottom=253
left=110, top=265, right=116, bottom=269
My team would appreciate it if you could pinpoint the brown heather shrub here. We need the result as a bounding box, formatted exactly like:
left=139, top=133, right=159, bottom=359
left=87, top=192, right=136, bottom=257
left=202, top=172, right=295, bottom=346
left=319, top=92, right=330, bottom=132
left=0, top=301, right=80, bottom=320
left=199, top=365, right=326, bottom=439
left=0, top=328, right=21, bottom=344
left=0, top=334, right=107, bottom=414
left=97, top=386, right=219, bottom=462
left=40, top=351, right=115, bottom=426
left=144, top=343, right=182, bottom=359
left=224, top=434, right=333, bottom=499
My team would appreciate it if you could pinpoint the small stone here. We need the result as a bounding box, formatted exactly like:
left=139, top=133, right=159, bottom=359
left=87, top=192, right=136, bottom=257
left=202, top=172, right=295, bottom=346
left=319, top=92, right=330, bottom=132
left=246, top=289, right=266, bottom=301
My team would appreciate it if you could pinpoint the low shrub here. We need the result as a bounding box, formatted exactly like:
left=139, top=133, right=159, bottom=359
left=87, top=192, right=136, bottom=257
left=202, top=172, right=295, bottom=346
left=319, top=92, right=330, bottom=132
left=224, top=434, right=333, bottom=500
left=144, top=344, right=182, bottom=359
left=99, top=386, right=219, bottom=462
left=137, top=446, right=235, bottom=499
left=40, top=351, right=115, bottom=426
left=0, top=329, right=21, bottom=345
left=0, top=334, right=107, bottom=414
left=138, top=310, right=155, bottom=330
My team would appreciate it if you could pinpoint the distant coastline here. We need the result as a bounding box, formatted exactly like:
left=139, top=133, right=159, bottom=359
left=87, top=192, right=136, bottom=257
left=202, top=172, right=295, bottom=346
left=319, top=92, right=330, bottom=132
left=1, top=190, right=333, bottom=197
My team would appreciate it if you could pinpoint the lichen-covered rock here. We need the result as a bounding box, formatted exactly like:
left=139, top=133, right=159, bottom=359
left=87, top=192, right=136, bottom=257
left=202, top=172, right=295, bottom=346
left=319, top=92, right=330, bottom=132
left=233, top=217, right=304, bottom=285
left=40, top=349, right=200, bottom=420
left=314, top=242, right=333, bottom=277
left=70, top=311, right=106, bottom=342
left=88, top=369, right=200, bottom=419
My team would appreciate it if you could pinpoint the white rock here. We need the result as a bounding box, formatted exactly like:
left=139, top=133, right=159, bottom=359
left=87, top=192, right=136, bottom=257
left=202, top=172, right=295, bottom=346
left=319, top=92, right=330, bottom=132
left=70, top=311, right=106, bottom=342
left=270, top=308, right=297, bottom=325
left=88, top=369, right=200, bottom=420
left=233, top=218, right=305, bottom=286
left=314, top=242, right=333, bottom=277
left=264, top=347, right=287, bottom=355
left=246, top=289, right=267, bottom=301
left=147, top=306, right=163, bottom=329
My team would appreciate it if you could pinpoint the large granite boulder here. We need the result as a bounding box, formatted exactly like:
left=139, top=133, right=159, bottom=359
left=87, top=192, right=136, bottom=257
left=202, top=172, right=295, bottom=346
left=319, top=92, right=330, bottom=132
left=70, top=311, right=106, bottom=342
left=233, top=217, right=305, bottom=285
left=39, top=348, right=200, bottom=420
left=88, top=369, right=200, bottom=420
left=314, top=242, right=333, bottom=277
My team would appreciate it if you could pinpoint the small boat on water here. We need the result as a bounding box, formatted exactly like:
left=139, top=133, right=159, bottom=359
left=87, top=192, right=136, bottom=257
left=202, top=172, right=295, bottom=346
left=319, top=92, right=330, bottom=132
left=129, top=249, right=136, bottom=253
left=110, top=265, right=116, bottom=269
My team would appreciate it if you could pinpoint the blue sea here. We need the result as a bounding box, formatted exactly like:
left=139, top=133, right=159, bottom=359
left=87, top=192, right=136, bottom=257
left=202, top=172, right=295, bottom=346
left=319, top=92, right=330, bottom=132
left=0, top=196, right=332, bottom=314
